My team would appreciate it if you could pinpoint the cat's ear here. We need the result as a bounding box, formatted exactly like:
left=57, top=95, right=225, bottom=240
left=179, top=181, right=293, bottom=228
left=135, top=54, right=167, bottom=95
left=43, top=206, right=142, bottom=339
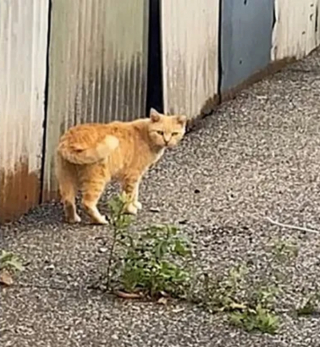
left=150, top=108, right=161, bottom=122
left=176, top=115, right=187, bottom=125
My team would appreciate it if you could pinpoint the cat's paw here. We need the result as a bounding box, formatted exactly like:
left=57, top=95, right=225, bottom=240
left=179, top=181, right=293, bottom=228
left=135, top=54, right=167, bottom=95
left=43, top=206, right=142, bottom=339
left=93, top=215, right=108, bottom=225
left=126, top=203, right=138, bottom=215
left=134, top=201, right=142, bottom=210
left=66, top=214, right=81, bottom=223
left=74, top=214, right=82, bottom=223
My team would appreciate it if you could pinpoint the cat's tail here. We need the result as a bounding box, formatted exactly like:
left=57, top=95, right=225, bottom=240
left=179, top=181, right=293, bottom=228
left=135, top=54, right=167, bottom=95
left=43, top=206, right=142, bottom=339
left=57, top=135, right=119, bottom=165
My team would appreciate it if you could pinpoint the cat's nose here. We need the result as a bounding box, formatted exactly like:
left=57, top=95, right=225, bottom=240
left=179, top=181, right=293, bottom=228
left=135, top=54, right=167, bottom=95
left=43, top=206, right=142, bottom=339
left=163, top=135, right=171, bottom=145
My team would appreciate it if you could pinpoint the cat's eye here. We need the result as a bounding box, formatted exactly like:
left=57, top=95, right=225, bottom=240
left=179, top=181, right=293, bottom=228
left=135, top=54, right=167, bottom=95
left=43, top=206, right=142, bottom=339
left=156, top=130, right=164, bottom=135
left=172, top=132, right=179, bottom=136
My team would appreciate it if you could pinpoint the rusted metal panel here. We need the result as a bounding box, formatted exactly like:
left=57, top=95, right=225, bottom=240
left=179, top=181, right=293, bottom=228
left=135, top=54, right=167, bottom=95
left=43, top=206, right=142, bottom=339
left=0, top=0, right=49, bottom=223
left=42, top=0, right=149, bottom=200
left=220, top=0, right=274, bottom=94
left=161, top=0, right=220, bottom=119
left=272, top=0, right=320, bottom=60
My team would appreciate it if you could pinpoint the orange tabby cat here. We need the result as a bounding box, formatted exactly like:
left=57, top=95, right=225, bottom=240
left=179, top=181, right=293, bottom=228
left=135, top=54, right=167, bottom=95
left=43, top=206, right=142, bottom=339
left=55, top=108, right=187, bottom=224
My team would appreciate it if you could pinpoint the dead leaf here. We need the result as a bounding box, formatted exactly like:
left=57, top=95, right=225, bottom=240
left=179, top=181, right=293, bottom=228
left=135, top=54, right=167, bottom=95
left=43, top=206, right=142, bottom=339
left=171, top=307, right=185, bottom=313
left=114, top=290, right=142, bottom=299
left=230, top=302, right=247, bottom=310
left=160, top=291, right=169, bottom=297
left=157, top=297, right=168, bottom=305
left=0, top=269, right=13, bottom=286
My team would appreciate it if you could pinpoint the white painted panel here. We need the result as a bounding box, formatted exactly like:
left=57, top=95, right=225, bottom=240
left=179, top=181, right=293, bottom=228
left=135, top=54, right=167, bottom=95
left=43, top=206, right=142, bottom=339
left=0, top=0, right=48, bottom=172
left=161, top=0, right=220, bottom=119
left=272, top=0, right=320, bottom=60
left=0, top=0, right=49, bottom=222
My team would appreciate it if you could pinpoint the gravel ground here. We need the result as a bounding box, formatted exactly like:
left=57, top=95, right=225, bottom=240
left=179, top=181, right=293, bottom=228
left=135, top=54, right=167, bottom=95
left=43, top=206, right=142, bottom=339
left=1, top=49, right=320, bottom=347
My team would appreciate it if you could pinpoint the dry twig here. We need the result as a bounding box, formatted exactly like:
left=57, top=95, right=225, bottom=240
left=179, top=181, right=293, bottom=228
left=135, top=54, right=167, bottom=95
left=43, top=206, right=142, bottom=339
left=266, top=217, right=320, bottom=235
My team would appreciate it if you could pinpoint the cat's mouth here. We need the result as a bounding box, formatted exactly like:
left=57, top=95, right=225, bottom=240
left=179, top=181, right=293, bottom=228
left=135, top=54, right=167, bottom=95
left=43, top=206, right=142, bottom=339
left=163, top=137, right=174, bottom=148
left=164, top=142, right=176, bottom=149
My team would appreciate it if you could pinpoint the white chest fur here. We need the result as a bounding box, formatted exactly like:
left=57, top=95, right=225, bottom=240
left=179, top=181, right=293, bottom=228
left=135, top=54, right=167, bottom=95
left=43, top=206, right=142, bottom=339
left=153, top=148, right=165, bottom=165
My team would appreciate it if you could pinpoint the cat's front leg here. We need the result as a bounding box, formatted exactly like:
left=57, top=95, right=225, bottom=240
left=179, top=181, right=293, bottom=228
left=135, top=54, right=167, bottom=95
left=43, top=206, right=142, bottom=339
left=132, top=178, right=142, bottom=210
left=134, top=200, right=142, bottom=210
left=122, top=176, right=142, bottom=215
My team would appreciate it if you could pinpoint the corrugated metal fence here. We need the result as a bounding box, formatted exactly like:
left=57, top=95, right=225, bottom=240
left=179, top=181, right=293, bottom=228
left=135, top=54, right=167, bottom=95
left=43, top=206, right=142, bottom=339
left=161, top=0, right=220, bottom=117
left=1, top=0, right=319, bottom=223
left=0, top=0, right=49, bottom=222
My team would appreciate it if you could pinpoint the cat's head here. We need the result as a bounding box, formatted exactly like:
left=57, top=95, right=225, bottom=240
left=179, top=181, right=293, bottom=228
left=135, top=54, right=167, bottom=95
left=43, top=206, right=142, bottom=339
left=148, top=108, right=187, bottom=148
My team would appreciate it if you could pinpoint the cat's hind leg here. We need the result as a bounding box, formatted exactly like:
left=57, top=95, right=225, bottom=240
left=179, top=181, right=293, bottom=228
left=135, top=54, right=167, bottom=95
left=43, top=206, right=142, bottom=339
left=56, top=159, right=81, bottom=223
left=80, top=178, right=108, bottom=225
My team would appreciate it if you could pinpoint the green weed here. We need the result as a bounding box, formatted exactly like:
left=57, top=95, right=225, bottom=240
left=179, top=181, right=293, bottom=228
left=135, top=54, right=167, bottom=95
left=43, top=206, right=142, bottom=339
left=0, top=250, right=23, bottom=272
left=0, top=250, right=23, bottom=285
left=104, top=195, right=193, bottom=299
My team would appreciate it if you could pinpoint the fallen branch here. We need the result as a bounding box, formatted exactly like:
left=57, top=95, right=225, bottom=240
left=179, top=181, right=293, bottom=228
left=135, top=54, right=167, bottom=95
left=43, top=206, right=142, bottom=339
left=266, top=217, right=320, bottom=235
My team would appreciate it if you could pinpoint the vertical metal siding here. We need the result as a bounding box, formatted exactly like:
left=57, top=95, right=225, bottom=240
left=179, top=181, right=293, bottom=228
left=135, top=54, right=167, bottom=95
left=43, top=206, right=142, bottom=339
left=161, top=0, right=220, bottom=119
left=220, top=0, right=274, bottom=93
left=272, top=0, right=320, bottom=61
left=0, top=0, right=49, bottom=223
left=42, top=0, right=149, bottom=199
